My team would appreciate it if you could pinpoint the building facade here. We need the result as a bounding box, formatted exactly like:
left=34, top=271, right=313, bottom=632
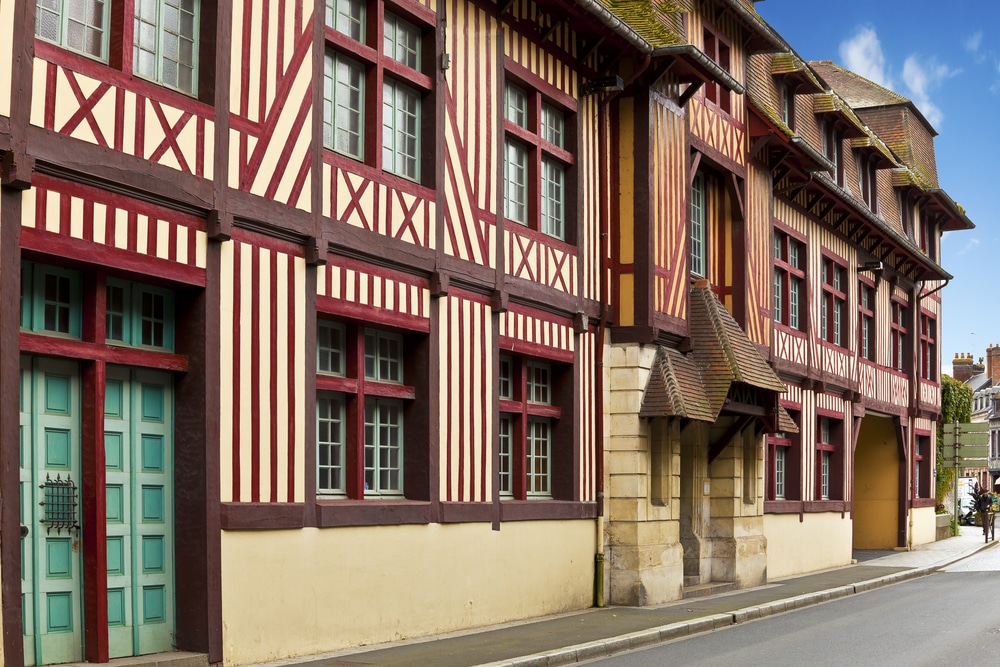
left=0, top=0, right=971, bottom=665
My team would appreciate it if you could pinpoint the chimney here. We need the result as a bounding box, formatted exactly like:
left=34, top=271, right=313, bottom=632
left=989, top=345, right=1000, bottom=387
left=953, top=352, right=976, bottom=383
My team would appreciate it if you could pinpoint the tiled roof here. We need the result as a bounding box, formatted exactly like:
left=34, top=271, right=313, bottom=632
left=640, top=282, right=787, bottom=422
left=595, top=0, right=688, bottom=48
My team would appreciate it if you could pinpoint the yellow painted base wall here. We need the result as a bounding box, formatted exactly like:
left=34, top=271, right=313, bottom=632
left=910, top=506, right=937, bottom=547
left=220, top=521, right=596, bottom=666
left=764, top=513, right=853, bottom=579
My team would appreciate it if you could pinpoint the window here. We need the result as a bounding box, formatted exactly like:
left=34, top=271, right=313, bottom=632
left=823, top=121, right=844, bottom=186
left=315, top=319, right=425, bottom=498
left=690, top=172, right=707, bottom=277
left=915, top=434, right=931, bottom=498
left=855, top=150, right=877, bottom=210
left=702, top=27, right=731, bottom=114
left=815, top=416, right=843, bottom=501
left=498, top=354, right=571, bottom=500
left=858, top=280, right=876, bottom=362
left=21, top=262, right=82, bottom=337
left=35, top=1, right=203, bottom=96
left=777, top=80, right=794, bottom=129
left=774, top=230, right=805, bottom=331
left=35, top=0, right=108, bottom=60
left=920, top=312, right=937, bottom=381
left=767, top=410, right=800, bottom=502
left=106, top=279, right=175, bottom=350
left=820, top=257, right=847, bottom=347
left=503, top=81, right=575, bottom=241
left=891, top=299, right=908, bottom=372
left=323, top=0, right=433, bottom=183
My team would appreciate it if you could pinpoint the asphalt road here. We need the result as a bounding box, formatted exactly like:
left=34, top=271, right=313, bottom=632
left=581, top=547, right=1000, bottom=667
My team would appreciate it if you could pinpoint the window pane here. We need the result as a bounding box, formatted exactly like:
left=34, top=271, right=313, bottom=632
left=317, top=393, right=345, bottom=494
left=499, top=415, right=513, bottom=497
left=317, top=321, right=344, bottom=374
left=690, top=173, right=706, bottom=277
left=384, top=13, right=420, bottom=70
left=540, top=158, right=565, bottom=240
left=325, top=52, right=365, bottom=159
left=542, top=104, right=564, bottom=148
left=37, top=0, right=108, bottom=61
left=789, top=278, right=800, bottom=330
left=364, top=398, right=403, bottom=495
left=327, top=0, right=365, bottom=40
left=382, top=80, right=421, bottom=181
left=499, top=356, right=513, bottom=400
left=140, top=290, right=166, bottom=347
left=526, top=418, right=551, bottom=497
left=773, top=269, right=783, bottom=324
left=132, top=0, right=199, bottom=94
left=527, top=362, right=551, bottom=405
left=364, top=330, right=403, bottom=383
left=106, top=283, right=126, bottom=342
left=43, top=273, right=72, bottom=334
left=775, top=447, right=785, bottom=500
left=505, top=83, right=527, bottom=128
left=504, top=140, right=528, bottom=224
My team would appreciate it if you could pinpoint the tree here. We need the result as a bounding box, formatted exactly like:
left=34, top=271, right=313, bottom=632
left=937, top=374, right=973, bottom=507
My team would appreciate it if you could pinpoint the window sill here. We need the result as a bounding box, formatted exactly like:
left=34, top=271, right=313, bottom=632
left=913, top=497, right=937, bottom=509
left=764, top=500, right=849, bottom=514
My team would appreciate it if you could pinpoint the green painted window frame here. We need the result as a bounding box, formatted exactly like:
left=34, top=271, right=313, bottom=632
left=21, top=261, right=83, bottom=338
left=317, top=391, right=346, bottom=496
left=323, top=50, right=366, bottom=160
left=133, top=0, right=201, bottom=96
left=690, top=172, right=707, bottom=278
left=35, top=0, right=110, bottom=62
left=105, top=278, right=175, bottom=351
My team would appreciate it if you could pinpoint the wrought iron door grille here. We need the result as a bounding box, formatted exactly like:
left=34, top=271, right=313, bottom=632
left=39, top=473, right=79, bottom=534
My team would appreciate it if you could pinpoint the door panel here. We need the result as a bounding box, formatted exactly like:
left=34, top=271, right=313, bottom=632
left=20, top=356, right=83, bottom=666
left=105, top=367, right=175, bottom=658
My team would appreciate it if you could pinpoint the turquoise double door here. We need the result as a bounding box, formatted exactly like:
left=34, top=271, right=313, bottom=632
left=20, top=358, right=175, bottom=665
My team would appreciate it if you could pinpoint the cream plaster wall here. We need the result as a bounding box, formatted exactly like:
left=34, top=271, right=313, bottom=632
left=220, top=521, right=596, bottom=666
left=0, top=0, right=11, bottom=118
left=910, top=505, right=936, bottom=547
left=764, top=512, right=853, bottom=579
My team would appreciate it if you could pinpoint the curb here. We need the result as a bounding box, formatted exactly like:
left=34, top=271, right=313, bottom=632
left=476, top=542, right=997, bottom=667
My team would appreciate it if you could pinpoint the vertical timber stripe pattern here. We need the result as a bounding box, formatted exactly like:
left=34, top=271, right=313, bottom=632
left=229, top=0, right=313, bottom=211
left=441, top=292, right=493, bottom=502
left=443, top=0, right=498, bottom=267
left=499, top=309, right=575, bottom=355
left=30, top=59, right=213, bottom=178
left=23, top=175, right=208, bottom=269
left=324, top=168, right=436, bottom=248
left=577, top=331, right=596, bottom=502
left=744, top=163, right=771, bottom=346
left=316, top=262, right=431, bottom=324
left=220, top=236, right=307, bottom=503
left=504, top=1, right=577, bottom=94
left=651, top=78, right=687, bottom=320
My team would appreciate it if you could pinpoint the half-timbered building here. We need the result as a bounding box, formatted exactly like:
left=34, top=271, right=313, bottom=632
left=0, top=0, right=971, bottom=665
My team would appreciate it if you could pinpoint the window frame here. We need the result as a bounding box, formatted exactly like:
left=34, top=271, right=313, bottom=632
left=497, top=354, right=571, bottom=501
left=914, top=433, right=932, bottom=499
left=919, top=311, right=937, bottom=381
left=702, top=24, right=732, bottom=114
left=105, top=278, right=176, bottom=351
left=854, top=149, right=877, bottom=211
left=502, top=74, right=576, bottom=243
left=323, top=0, right=435, bottom=185
left=858, top=278, right=876, bottom=363
left=34, top=0, right=210, bottom=99
left=823, top=121, right=844, bottom=186
left=815, top=414, right=844, bottom=501
left=820, top=255, right=847, bottom=348
left=690, top=171, right=707, bottom=278
left=773, top=229, right=805, bottom=332
left=314, top=317, right=423, bottom=500
left=21, top=261, right=83, bottom=338
left=891, top=298, right=909, bottom=372
left=35, top=0, right=110, bottom=62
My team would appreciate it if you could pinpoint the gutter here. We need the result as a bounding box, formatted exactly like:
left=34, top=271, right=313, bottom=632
left=574, top=0, right=653, bottom=54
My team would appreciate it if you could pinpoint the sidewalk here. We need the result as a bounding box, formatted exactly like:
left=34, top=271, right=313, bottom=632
left=253, top=526, right=995, bottom=667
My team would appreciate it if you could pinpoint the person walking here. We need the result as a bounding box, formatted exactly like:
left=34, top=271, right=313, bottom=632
left=977, top=483, right=997, bottom=543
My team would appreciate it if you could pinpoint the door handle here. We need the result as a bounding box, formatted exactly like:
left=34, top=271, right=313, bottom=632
left=20, top=525, right=28, bottom=538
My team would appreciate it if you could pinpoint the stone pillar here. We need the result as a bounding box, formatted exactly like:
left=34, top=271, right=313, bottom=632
left=605, top=344, right=683, bottom=606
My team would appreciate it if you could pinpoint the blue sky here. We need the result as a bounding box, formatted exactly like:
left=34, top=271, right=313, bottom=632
left=756, top=0, right=999, bottom=377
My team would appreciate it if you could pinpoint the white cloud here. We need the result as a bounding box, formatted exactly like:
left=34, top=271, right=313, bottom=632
left=958, top=238, right=980, bottom=255
left=901, top=55, right=960, bottom=127
left=964, top=31, right=983, bottom=54
left=839, top=26, right=893, bottom=89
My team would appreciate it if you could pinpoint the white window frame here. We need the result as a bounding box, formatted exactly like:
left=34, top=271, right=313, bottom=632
left=133, top=0, right=201, bottom=96
left=317, top=392, right=346, bottom=496
left=364, top=397, right=404, bottom=496
left=35, top=0, right=109, bottom=61
left=324, top=51, right=365, bottom=160
left=690, top=172, right=707, bottom=277
left=382, top=78, right=421, bottom=181
left=526, top=417, right=551, bottom=498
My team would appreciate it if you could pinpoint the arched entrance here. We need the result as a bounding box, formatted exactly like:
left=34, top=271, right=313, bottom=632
left=852, top=415, right=902, bottom=549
